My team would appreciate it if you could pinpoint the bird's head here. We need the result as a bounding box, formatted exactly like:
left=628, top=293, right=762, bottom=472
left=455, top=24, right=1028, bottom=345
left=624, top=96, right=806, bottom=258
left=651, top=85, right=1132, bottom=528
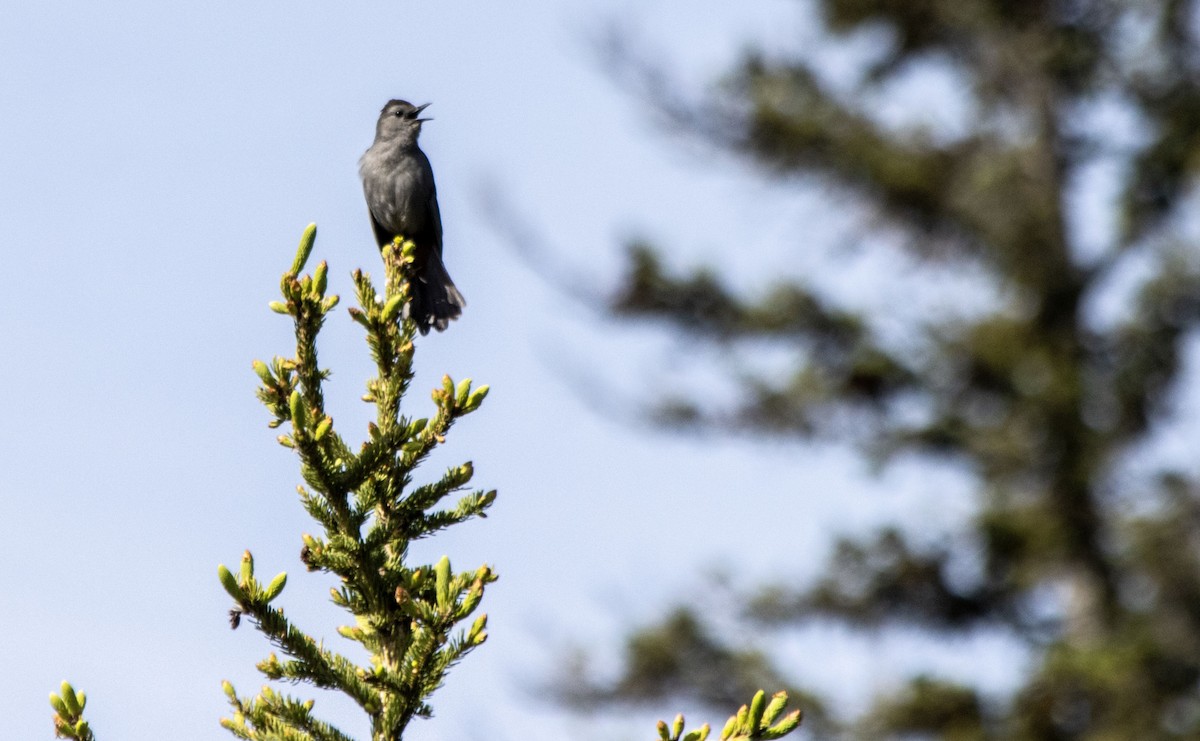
left=374, top=99, right=431, bottom=147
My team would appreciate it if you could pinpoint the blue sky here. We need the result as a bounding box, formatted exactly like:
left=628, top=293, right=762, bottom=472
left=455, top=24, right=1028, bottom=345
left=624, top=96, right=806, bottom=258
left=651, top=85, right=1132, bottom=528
left=0, top=2, right=1035, bottom=739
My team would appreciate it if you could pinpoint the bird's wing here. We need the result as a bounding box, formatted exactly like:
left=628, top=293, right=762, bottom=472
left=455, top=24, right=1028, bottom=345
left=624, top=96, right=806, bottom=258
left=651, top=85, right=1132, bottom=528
left=425, top=183, right=444, bottom=258
left=369, top=213, right=393, bottom=249
left=362, top=168, right=396, bottom=248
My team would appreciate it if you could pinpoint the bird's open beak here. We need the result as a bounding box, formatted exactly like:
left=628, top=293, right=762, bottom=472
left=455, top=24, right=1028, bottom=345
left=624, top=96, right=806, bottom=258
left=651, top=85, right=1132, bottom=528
left=415, top=102, right=433, bottom=122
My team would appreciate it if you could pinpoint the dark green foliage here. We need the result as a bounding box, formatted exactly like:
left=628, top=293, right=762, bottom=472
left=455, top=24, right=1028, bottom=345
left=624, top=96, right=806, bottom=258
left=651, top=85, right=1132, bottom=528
left=220, top=227, right=496, bottom=741
left=865, top=677, right=988, bottom=741
left=563, top=608, right=820, bottom=718
left=750, top=530, right=1005, bottom=631
left=579, top=1, right=1200, bottom=738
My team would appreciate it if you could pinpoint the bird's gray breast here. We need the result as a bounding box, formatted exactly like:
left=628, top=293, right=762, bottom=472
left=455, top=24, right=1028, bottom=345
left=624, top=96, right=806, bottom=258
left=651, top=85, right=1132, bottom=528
left=361, top=146, right=434, bottom=234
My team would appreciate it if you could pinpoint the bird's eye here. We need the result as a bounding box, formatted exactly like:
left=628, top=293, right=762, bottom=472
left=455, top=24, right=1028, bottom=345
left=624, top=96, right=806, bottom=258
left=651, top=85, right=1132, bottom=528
left=393, top=110, right=403, bottom=117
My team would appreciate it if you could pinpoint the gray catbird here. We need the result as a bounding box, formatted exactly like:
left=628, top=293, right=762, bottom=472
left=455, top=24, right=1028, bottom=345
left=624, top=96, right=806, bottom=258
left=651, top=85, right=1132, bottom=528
left=359, top=99, right=465, bottom=334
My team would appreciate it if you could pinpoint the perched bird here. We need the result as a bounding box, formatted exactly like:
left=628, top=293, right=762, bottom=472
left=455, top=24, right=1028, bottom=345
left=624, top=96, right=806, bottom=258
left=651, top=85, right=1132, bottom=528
left=359, top=99, right=465, bottom=334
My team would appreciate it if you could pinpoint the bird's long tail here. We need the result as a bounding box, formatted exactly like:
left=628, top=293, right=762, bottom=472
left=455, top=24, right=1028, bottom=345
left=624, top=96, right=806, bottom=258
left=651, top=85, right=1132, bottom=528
left=409, top=251, right=466, bottom=335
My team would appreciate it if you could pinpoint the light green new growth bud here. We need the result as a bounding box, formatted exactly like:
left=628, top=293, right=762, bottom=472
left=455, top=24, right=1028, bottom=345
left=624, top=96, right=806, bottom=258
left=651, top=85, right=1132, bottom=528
left=686, top=725, right=711, bottom=741
left=479, top=490, right=498, bottom=509
left=466, top=385, right=490, bottom=410
left=455, top=377, right=472, bottom=407
left=460, top=585, right=483, bottom=616
left=767, top=709, right=802, bottom=737
left=60, top=682, right=80, bottom=715
left=240, top=550, right=255, bottom=585
left=218, top=564, right=244, bottom=602
left=50, top=693, right=68, bottom=717
left=747, top=690, right=766, bottom=730
left=222, top=680, right=236, bottom=699
left=672, top=713, right=686, bottom=738
left=435, top=556, right=452, bottom=608
left=441, top=375, right=455, bottom=400
left=721, top=714, right=738, bottom=740
left=763, top=691, right=788, bottom=726
left=288, top=390, right=307, bottom=429
left=313, top=261, right=328, bottom=296
left=314, top=416, right=332, bottom=441
left=398, top=237, right=416, bottom=263
left=277, top=435, right=295, bottom=448
left=74, top=720, right=89, bottom=736
left=263, top=572, right=287, bottom=602
left=291, top=223, right=317, bottom=275
left=303, top=699, right=314, bottom=711
left=337, top=625, right=364, bottom=641
left=468, top=613, right=487, bottom=641
left=269, top=301, right=290, bottom=314
left=322, top=294, right=340, bottom=311
left=382, top=294, right=405, bottom=321
left=252, top=360, right=273, bottom=384
left=299, top=275, right=312, bottom=293
left=658, top=720, right=670, bottom=741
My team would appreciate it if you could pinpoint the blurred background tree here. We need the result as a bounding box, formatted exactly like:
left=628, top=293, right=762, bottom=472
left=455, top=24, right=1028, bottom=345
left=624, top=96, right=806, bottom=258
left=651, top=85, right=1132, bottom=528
left=560, top=1, right=1200, bottom=738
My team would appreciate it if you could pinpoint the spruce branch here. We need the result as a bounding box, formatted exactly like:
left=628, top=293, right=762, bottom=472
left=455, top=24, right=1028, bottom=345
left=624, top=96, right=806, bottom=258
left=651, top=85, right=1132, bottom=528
left=655, top=690, right=802, bottom=741
left=49, top=682, right=93, bottom=741
left=220, top=226, right=497, bottom=741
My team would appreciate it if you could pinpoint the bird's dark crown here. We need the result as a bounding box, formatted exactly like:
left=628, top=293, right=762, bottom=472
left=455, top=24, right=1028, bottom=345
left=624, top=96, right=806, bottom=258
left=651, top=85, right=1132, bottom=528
left=373, top=99, right=431, bottom=145
left=381, top=99, right=428, bottom=118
